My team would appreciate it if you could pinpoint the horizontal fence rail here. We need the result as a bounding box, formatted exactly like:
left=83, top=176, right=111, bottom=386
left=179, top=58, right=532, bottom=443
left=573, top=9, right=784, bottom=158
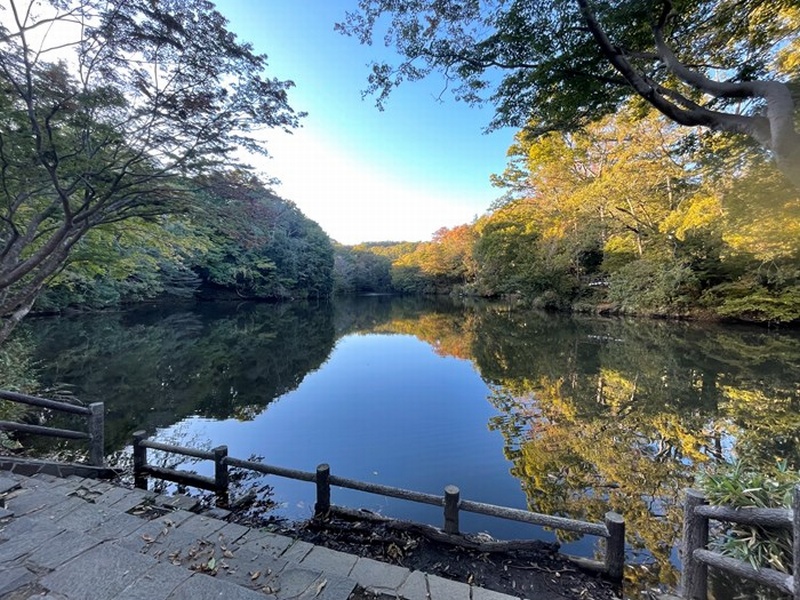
left=681, top=487, right=800, bottom=600
left=0, top=390, right=104, bottom=466
left=131, top=432, right=625, bottom=582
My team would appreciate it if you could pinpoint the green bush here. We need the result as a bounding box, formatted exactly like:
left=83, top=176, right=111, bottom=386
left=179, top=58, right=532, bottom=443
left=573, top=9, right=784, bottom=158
left=607, top=259, right=699, bottom=313
left=699, top=461, right=797, bottom=573
left=706, top=281, right=800, bottom=324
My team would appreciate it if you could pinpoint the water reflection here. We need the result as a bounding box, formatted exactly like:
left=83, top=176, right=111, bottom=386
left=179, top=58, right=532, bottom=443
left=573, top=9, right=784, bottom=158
left=15, top=297, right=800, bottom=596
left=21, top=301, right=336, bottom=449
left=371, top=305, right=800, bottom=593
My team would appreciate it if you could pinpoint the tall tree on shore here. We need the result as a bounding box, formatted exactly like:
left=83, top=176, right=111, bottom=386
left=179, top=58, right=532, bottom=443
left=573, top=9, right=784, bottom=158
left=0, top=0, right=302, bottom=343
left=337, top=0, right=800, bottom=188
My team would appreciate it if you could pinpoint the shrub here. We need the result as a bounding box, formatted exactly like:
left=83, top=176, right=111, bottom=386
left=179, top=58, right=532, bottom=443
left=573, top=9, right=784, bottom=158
left=607, top=259, right=699, bottom=314
left=699, top=461, right=797, bottom=573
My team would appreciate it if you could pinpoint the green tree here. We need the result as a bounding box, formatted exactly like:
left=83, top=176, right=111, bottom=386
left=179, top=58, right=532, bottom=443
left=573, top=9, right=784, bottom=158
left=332, top=245, right=394, bottom=294
left=0, top=0, right=301, bottom=342
left=34, top=216, right=205, bottom=311
left=194, top=172, right=333, bottom=300
left=338, top=0, right=800, bottom=187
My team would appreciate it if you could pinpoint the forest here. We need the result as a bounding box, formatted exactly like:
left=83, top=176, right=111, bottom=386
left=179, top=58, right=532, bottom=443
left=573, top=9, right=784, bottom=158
left=0, top=0, right=798, bottom=344
left=334, top=106, right=800, bottom=325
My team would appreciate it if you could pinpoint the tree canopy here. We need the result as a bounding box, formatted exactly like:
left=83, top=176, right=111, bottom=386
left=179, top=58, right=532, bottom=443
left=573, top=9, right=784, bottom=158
left=337, top=0, right=800, bottom=187
left=0, top=0, right=302, bottom=342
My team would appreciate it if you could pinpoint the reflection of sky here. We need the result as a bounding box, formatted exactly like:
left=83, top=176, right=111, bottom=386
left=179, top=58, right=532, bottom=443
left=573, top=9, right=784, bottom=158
left=155, top=333, right=597, bottom=553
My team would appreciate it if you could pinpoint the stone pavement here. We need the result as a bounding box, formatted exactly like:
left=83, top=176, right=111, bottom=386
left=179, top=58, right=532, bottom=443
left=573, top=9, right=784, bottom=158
left=0, top=471, right=522, bottom=600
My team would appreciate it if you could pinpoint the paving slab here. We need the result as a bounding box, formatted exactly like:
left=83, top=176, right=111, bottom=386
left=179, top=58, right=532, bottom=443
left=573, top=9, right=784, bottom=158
left=156, top=508, right=196, bottom=527
left=264, top=565, right=325, bottom=599
left=107, top=488, right=159, bottom=512
left=202, top=506, right=232, bottom=520
left=0, top=474, right=21, bottom=495
left=301, top=573, right=358, bottom=600
left=427, top=573, right=471, bottom=600
left=279, top=539, right=315, bottom=563
left=300, top=545, right=359, bottom=576
left=0, top=565, right=36, bottom=595
left=23, top=473, right=62, bottom=489
left=2, top=489, right=67, bottom=516
left=215, top=550, right=289, bottom=590
left=472, top=586, right=523, bottom=600
left=40, top=541, right=156, bottom=599
left=85, top=511, right=147, bottom=541
left=175, top=513, right=227, bottom=538
left=114, top=509, right=194, bottom=543
left=0, top=519, right=65, bottom=563
left=26, top=475, right=85, bottom=493
left=397, top=570, right=428, bottom=600
left=117, top=519, right=204, bottom=557
left=235, top=529, right=295, bottom=556
left=114, top=562, right=193, bottom=600
left=4, top=489, right=85, bottom=522
left=52, top=501, right=114, bottom=531
left=167, top=572, right=274, bottom=600
left=0, top=514, right=53, bottom=540
left=25, top=529, right=99, bottom=569
left=215, top=520, right=250, bottom=545
left=155, top=493, right=201, bottom=512
left=349, top=556, right=410, bottom=594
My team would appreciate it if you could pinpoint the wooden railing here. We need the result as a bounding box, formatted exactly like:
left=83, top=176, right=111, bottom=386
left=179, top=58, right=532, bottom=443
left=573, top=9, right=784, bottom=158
left=0, top=390, right=104, bottom=466
left=681, top=487, right=800, bottom=600
left=131, top=431, right=626, bottom=582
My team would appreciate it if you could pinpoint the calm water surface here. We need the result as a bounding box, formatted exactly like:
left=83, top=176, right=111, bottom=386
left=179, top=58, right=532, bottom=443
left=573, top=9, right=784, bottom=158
left=16, top=296, right=800, bottom=596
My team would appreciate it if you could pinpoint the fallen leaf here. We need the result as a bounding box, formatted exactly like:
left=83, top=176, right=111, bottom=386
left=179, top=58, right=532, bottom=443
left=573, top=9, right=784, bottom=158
left=141, top=534, right=155, bottom=543
left=223, top=549, right=234, bottom=558
left=249, top=570, right=261, bottom=580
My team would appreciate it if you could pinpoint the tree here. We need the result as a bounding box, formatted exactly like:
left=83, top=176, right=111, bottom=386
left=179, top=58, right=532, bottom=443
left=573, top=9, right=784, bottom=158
left=337, top=0, right=800, bottom=188
left=391, top=224, right=477, bottom=293
left=193, top=172, right=334, bottom=301
left=0, top=0, right=302, bottom=343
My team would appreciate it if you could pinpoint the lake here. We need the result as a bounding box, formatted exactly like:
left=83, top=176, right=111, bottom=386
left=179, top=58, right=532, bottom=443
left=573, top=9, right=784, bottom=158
left=14, top=295, right=800, bottom=595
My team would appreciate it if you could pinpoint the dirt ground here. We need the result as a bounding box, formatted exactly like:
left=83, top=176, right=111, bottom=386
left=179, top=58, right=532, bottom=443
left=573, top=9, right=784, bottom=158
left=229, top=503, right=621, bottom=600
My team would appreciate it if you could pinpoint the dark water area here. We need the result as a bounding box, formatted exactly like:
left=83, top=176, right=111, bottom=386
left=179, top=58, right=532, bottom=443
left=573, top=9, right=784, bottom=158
left=13, top=296, right=800, bottom=597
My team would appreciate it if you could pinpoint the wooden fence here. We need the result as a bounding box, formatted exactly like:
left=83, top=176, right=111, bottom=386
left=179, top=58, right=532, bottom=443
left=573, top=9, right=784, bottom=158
left=131, top=431, right=626, bottom=582
left=681, top=487, right=800, bottom=600
left=0, top=390, right=104, bottom=466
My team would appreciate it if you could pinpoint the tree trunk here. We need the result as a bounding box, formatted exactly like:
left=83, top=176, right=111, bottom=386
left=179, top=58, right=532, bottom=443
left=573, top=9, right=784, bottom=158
left=776, top=143, right=800, bottom=192
left=0, top=292, right=39, bottom=346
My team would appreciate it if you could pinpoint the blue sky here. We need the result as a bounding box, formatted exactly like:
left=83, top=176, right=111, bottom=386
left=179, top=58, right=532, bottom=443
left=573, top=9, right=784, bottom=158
left=215, top=0, right=515, bottom=244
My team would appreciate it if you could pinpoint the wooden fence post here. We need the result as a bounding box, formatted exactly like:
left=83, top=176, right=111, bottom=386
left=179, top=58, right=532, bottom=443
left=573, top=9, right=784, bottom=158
left=87, top=402, right=104, bottom=467
left=213, top=445, right=229, bottom=495
left=604, top=511, right=625, bottom=583
left=793, top=485, right=799, bottom=600
left=132, top=430, right=148, bottom=490
left=444, top=485, right=460, bottom=534
left=315, top=464, right=331, bottom=517
left=681, top=489, right=709, bottom=600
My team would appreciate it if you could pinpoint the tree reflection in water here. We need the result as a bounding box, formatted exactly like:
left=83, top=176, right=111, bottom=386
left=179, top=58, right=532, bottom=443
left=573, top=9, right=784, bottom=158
left=17, top=297, right=800, bottom=596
